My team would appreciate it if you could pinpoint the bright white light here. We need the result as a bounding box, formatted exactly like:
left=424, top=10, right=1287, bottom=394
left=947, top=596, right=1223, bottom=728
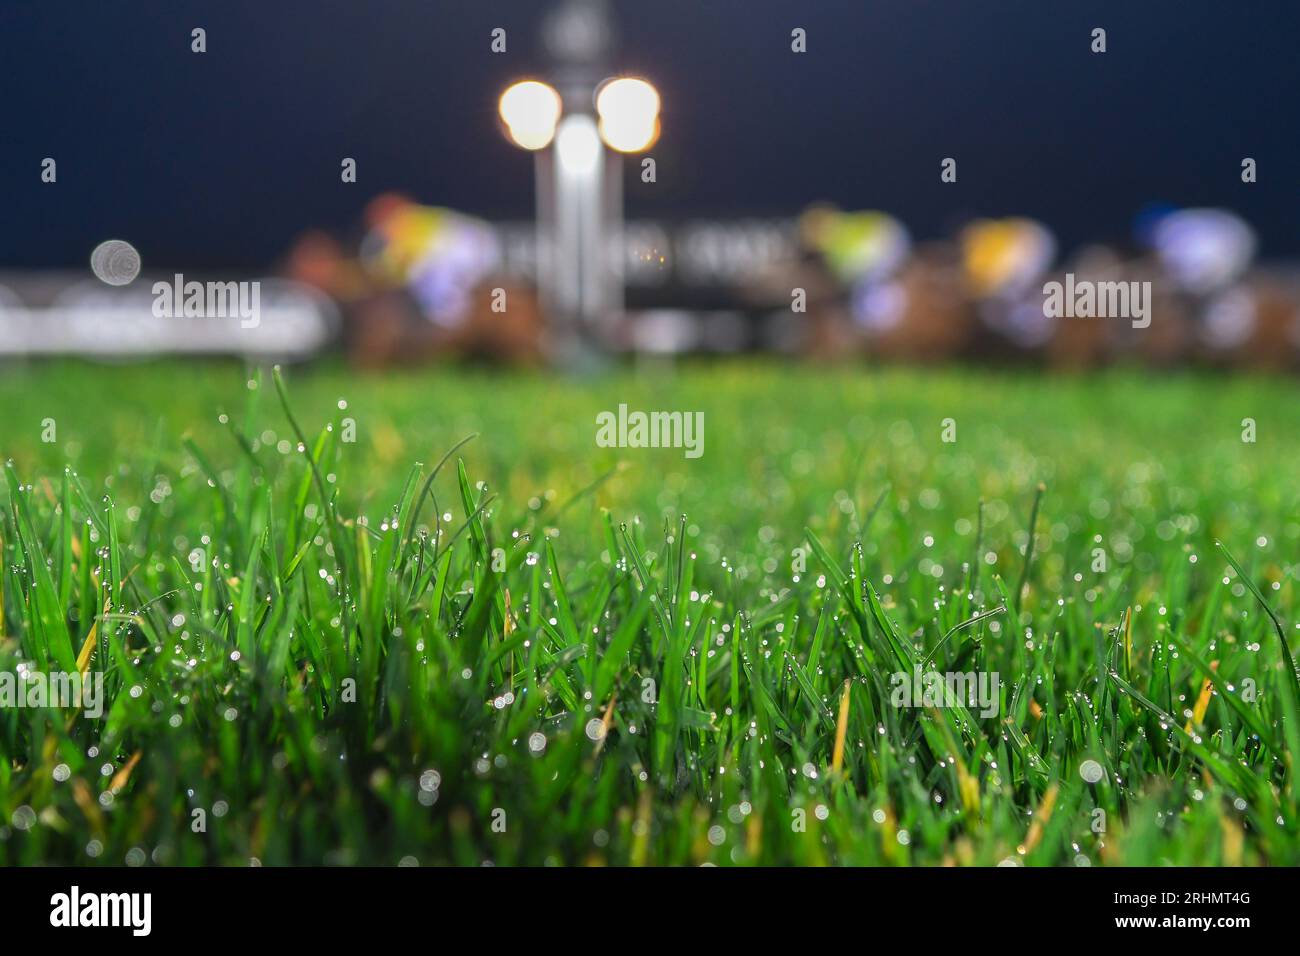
left=596, top=77, right=660, bottom=152
left=498, top=81, right=562, bottom=150
left=555, top=115, right=602, bottom=176
left=89, top=239, right=141, bottom=286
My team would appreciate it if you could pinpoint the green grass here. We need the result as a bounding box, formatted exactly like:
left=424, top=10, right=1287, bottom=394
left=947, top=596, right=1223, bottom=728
left=1, top=359, right=1299, bottom=866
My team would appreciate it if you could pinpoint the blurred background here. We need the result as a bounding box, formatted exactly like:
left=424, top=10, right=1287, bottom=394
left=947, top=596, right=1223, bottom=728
left=3, top=0, right=1300, bottom=370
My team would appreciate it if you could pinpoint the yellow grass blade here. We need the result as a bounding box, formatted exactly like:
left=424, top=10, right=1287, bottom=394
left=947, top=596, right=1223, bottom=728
left=593, top=693, right=617, bottom=756
left=1220, top=812, right=1243, bottom=866
left=745, top=811, right=763, bottom=859
left=955, top=757, right=981, bottom=815
left=108, top=750, right=142, bottom=792
left=75, top=599, right=110, bottom=676
left=831, top=679, right=851, bottom=774
left=1123, top=606, right=1133, bottom=673
left=71, top=778, right=105, bottom=834
left=631, top=788, right=653, bottom=867
left=1022, top=782, right=1059, bottom=855
left=1185, top=660, right=1218, bottom=734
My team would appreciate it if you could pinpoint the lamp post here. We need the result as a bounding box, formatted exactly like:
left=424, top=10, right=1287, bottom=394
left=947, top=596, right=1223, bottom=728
left=497, top=0, right=660, bottom=362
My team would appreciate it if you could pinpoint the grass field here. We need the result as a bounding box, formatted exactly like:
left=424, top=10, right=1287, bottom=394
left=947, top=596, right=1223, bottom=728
left=1, top=359, right=1299, bottom=866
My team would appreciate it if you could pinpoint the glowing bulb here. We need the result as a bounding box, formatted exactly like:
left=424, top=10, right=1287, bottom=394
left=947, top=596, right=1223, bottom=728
left=596, top=77, right=661, bottom=153
left=498, top=81, right=562, bottom=150
left=555, top=115, right=602, bottom=175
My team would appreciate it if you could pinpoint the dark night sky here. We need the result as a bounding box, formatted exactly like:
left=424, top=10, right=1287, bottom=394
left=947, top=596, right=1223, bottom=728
left=3, top=0, right=1298, bottom=269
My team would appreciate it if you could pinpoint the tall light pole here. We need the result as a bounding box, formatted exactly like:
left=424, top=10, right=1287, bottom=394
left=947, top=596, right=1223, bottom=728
left=497, top=0, right=660, bottom=362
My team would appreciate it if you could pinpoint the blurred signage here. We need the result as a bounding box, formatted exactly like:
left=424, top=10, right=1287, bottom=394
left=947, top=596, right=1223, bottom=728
left=0, top=276, right=338, bottom=358
left=497, top=219, right=800, bottom=288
